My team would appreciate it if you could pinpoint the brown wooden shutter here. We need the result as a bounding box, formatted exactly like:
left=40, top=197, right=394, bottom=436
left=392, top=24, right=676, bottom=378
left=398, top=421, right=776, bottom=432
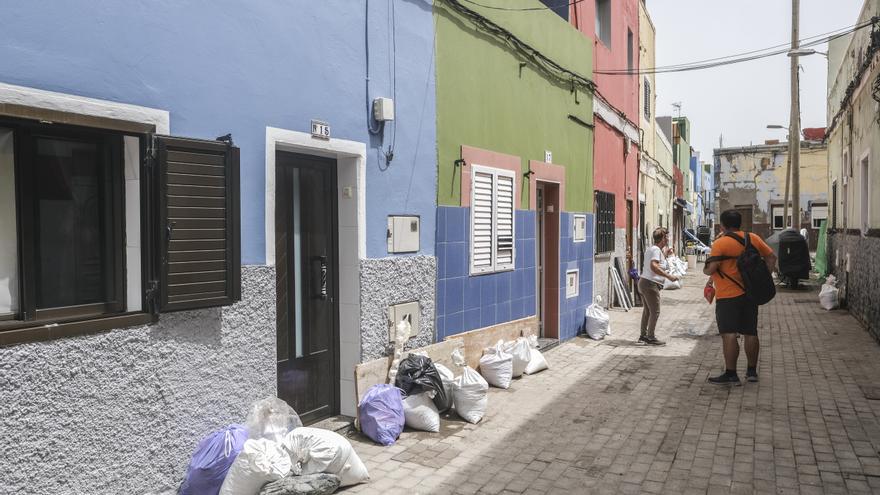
left=156, top=136, right=240, bottom=312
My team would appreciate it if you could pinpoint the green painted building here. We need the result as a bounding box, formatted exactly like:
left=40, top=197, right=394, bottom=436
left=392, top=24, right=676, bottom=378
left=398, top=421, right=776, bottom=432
left=433, top=0, right=596, bottom=342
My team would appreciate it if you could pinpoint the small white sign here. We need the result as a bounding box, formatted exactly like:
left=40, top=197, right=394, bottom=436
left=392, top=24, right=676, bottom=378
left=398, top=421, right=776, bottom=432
left=311, top=120, right=330, bottom=140
left=544, top=150, right=552, bottom=163
left=573, top=214, right=587, bottom=243
left=566, top=269, right=579, bottom=298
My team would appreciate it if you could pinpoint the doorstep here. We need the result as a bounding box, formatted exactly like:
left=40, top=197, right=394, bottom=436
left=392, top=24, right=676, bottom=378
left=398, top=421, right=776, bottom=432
left=310, top=414, right=356, bottom=435
left=536, top=337, right=560, bottom=352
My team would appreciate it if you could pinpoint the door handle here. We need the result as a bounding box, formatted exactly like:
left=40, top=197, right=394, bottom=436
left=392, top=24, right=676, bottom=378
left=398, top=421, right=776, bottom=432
left=313, top=255, right=328, bottom=300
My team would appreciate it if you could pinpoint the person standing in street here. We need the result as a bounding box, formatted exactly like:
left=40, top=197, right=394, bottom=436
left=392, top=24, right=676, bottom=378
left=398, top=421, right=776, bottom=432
left=637, top=228, right=680, bottom=346
left=703, top=210, right=777, bottom=385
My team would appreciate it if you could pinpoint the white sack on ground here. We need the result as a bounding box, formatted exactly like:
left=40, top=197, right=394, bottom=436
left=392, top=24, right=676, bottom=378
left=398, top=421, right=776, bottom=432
left=402, top=392, right=441, bottom=432
left=219, top=438, right=291, bottom=495
left=819, top=275, right=840, bottom=310
left=245, top=397, right=303, bottom=442
left=585, top=300, right=611, bottom=340
left=479, top=341, right=513, bottom=389
left=503, top=337, right=531, bottom=378
left=451, top=349, right=488, bottom=424
left=524, top=335, right=549, bottom=374
left=282, top=427, right=369, bottom=487
left=434, top=363, right=456, bottom=412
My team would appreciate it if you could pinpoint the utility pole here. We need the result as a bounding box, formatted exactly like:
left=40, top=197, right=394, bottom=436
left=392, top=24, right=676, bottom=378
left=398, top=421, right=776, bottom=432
left=789, top=0, right=801, bottom=230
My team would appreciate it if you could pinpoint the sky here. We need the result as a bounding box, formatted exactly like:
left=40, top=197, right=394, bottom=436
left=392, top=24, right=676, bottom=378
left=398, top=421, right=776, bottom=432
left=642, top=0, right=866, bottom=162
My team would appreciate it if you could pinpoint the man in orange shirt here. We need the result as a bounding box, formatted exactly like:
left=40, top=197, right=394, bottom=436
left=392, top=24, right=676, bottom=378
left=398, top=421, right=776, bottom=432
left=703, top=210, right=777, bottom=385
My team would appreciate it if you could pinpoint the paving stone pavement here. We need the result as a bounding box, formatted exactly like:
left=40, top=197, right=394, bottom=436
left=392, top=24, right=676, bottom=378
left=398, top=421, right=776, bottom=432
left=343, top=266, right=880, bottom=494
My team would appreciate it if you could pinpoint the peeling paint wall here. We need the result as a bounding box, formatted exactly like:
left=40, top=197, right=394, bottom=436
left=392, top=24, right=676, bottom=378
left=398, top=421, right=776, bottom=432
left=714, top=143, right=828, bottom=242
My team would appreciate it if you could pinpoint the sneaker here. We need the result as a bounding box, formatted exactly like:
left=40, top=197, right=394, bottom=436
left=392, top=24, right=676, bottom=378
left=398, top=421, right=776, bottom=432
left=708, top=373, right=741, bottom=386
left=638, top=335, right=649, bottom=344
left=644, top=337, right=666, bottom=346
left=746, top=368, right=759, bottom=382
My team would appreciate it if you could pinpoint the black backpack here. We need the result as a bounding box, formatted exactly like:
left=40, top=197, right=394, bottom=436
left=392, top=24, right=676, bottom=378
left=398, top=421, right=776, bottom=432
left=709, top=232, right=776, bottom=305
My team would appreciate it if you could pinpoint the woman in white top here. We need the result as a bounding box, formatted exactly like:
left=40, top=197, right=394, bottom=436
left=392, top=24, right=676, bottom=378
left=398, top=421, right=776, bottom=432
left=637, top=228, right=680, bottom=345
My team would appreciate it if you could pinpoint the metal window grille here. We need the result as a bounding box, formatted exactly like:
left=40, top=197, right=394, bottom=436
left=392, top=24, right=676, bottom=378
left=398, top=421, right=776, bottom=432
left=594, top=190, right=615, bottom=254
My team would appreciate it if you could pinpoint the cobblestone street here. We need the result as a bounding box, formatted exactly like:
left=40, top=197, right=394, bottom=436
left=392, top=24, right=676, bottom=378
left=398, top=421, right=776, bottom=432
left=345, top=267, right=880, bottom=494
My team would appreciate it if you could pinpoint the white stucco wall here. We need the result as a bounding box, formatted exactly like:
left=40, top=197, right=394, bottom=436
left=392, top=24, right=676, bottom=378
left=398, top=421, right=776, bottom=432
left=0, top=266, right=276, bottom=495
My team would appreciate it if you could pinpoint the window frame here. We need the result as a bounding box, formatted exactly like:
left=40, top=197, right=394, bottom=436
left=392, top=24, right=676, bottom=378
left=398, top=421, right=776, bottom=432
left=771, top=204, right=785, bottom=230
left=594, top=190, right=615, bottom=254
left=595, top=0, right=612, bottom=47
left=469, top=164, right=516, bottom=275
left=0, top=118, right=131, bottom=328
left=810, top=203, right=828, bottom=230
left=644, top=78, right=652, bottom=120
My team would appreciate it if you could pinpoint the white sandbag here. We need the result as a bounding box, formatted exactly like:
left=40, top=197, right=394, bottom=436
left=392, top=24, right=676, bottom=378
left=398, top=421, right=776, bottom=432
left=451, top=349, right=488, bottom=424
left=523, top=335, right=549, bottom=375
left=819, top=276, right=839, bottom=310
left=663, top=278, right=682, bottom=290
left=434, top=363, right=456, bottom=412
left=503, top=337, right=531, bottom=378
left=219, top=438, right=291, bottom=495
left=479, top=341, right=513, bottom=389
left=585, top=300, right=610, bottom=340
left=282, top=427, right=369, bottom=487
left=245, top=397, right=303, bottom=442
left=402, top=392, right=441, bottom=432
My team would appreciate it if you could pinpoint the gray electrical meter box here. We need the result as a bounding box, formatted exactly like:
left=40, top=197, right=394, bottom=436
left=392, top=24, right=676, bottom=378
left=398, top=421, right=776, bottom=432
left=387, top=215, right=420, bottom=253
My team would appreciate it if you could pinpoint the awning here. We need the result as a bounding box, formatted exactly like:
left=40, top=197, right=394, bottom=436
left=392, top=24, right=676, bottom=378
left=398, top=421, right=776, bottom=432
left=674, top=198, right=694, bottom=214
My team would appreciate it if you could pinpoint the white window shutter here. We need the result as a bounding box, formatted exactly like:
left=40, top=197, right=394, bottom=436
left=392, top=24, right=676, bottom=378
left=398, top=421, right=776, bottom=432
left=494, top=172, right=515, bottom=270
left=471, top=170, right=495, bottom=273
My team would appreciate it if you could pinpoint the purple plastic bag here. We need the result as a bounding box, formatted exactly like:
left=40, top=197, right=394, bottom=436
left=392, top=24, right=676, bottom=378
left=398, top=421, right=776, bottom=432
left=358, top=384, right=405, bottom=446
left=180, top=424, right=248, bottom=495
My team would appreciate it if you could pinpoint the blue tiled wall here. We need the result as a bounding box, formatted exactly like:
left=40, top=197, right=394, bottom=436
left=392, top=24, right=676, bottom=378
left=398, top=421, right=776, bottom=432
left=436, top=206, right=537, bottom=339
left=558, top=212, right=595, bottom=340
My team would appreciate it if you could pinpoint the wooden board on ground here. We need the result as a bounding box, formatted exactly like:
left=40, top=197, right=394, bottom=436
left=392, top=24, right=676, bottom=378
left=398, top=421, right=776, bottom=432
left=446, top=316, right=539, bottom=370
left=354, top=337, right=465, bottom=404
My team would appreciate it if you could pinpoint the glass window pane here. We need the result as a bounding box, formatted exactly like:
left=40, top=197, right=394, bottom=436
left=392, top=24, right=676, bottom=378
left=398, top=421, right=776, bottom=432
left=34, top=136, right=115, bottom=309
left=0, top=128, right=18, bottom=315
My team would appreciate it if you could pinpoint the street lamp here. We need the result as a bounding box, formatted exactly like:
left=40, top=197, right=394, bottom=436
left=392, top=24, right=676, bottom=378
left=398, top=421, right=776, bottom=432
left=766, top=124, right=787, bottom=129
left=787, top=47, right=828, bottom=57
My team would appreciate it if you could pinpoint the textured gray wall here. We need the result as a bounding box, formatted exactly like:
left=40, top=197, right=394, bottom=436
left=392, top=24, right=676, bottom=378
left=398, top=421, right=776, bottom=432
left=359, top=256, right=436, bottom=360
left=0, top=266, right=276, bottom=495
left=829, top=233, right=880, bottom=341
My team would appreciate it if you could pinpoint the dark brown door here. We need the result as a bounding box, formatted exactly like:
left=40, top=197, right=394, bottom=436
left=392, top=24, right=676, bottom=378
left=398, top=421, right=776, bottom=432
left=735, top=206, right=753, bottom=231
left=275, top=152, right=338, bottom=425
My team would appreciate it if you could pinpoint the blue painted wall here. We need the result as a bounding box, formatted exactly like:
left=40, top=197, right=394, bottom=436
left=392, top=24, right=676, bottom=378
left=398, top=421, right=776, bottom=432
left=436, top=207, right=593, bottom=341
left=0, top=0, right=436, bottom=262
left=558, top=212, right=594, bottom=340
left=436, top=207, right=537, bottom=339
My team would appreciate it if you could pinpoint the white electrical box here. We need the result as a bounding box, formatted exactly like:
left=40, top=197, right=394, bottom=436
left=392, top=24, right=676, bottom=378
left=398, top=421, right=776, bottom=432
left=573, top=214, right=587, bottom=242
left=387, top=215, right=420, bottom=253
left=566, top=269, right=579, bottom=298
left=373, top=97, right=395, bottom=122
left=388, top=301, right=420, bottom=341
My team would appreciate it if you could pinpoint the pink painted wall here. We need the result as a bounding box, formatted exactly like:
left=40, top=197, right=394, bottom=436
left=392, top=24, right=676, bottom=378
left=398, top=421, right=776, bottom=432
left=571, top=0, right=640, bottom=234
left=571, top=0, right=640, bottom=122
left=593, top=120, right=639, bottom=229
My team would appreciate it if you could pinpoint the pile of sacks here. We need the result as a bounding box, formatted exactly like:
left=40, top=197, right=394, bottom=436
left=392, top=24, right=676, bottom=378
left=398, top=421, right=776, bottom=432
left=357, top=336, right=549, bottom=444
left=664, top=255, right=687, bottom=290
left=179, top=397, right=369, bottom=495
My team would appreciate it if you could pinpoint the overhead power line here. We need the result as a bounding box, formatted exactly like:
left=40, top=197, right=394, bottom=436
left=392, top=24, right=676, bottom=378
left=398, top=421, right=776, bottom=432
left=459, top=0, right=585, bottom=11
left=597, top=18, right=878, bottom=75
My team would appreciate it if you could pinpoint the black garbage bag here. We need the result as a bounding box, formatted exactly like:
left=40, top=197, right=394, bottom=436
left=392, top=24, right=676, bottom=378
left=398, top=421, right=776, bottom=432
left=394, top=354, right=451, bottom=413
